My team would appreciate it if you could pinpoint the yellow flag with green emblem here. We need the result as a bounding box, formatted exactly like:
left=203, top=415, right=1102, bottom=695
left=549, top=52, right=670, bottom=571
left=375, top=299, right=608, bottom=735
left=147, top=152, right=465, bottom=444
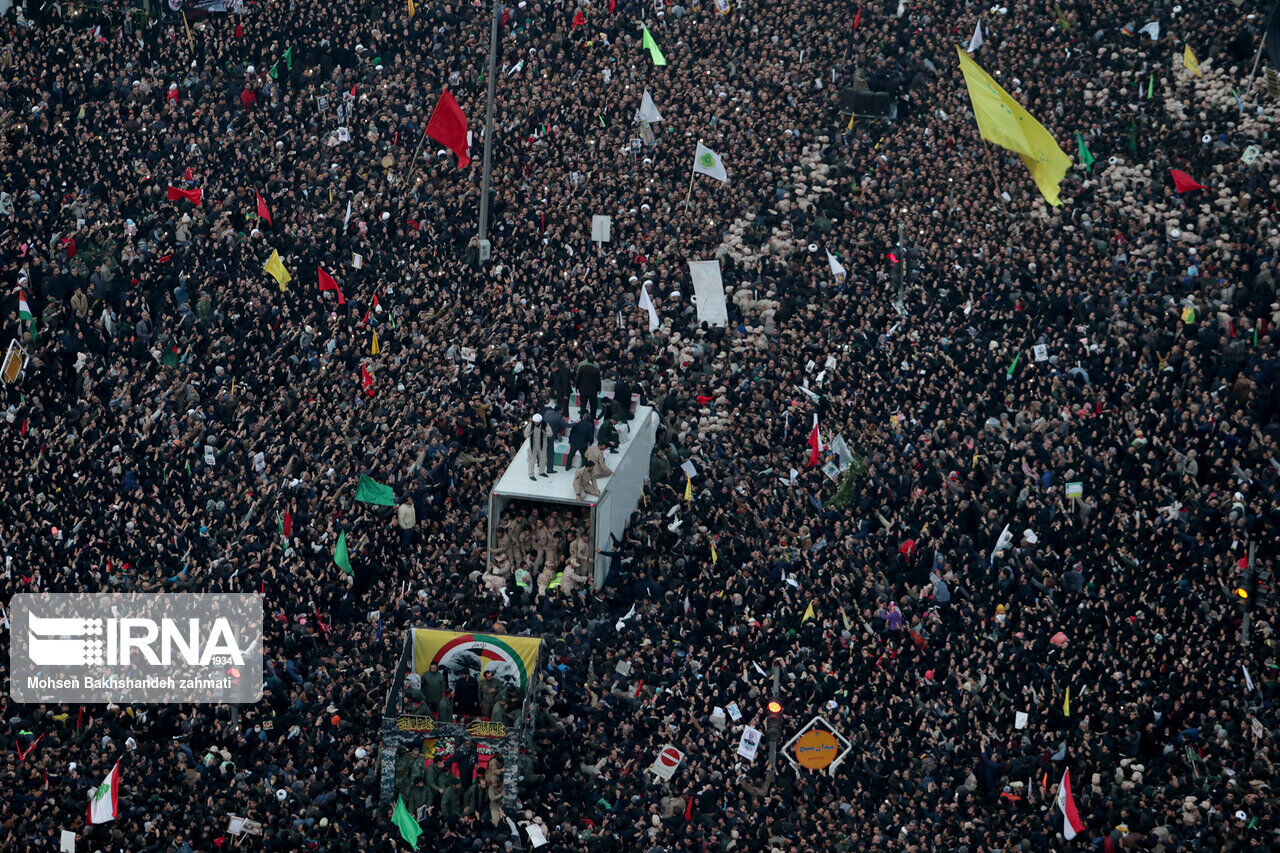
left=263, top=249, right=292, bottom=290
left=955, top=48, right=1071, bottom=206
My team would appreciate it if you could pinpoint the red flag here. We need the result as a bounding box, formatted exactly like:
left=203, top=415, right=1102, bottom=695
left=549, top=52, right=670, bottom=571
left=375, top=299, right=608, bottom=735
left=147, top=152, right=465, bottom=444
left=1169, top=169, right=1207, bottom=193
left=572, top=9, right=586, bottom=27
left=609, top=0, right=616, bottom=11
left=60, top=235, right=76, bottom=258
left=1056, top=768, right=1086, bottom=840
left=425, top=90, right=471, bottom=168
left=234, top=22, right=242, bottom=38
left=318, top=267, right=346, bottom=304
left=167, top=186, right=203, bottom=206
left=282, top=509, right=293, bottom=539
left=256, top=191, right=273, bottom=227
left=806, top=414, right=823, bottom=467
left=349, top=83, right=357, bottom=98
left=684, top=796, right=693, bottom=821
left=854, top=7, right=861, bottom=29
left=184, top=167, right=193, bottom=181
left=361, top=363, right=375, bottom=395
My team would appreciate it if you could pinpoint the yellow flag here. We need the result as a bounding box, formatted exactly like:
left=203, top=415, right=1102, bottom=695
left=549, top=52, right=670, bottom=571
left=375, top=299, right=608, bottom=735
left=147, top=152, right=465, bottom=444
left=711, top=542, right=717, bottom=565
left=263, top=250, right=292, bottom=290
left=684, top=475, right=692, bottom=502
left=408, top=0, right=416, bottom=17
left=1183, top=44, right=1201, bottom=77
left=802, top=600, right=816, bottom=622
left=1063, top=686, right=1071, bottom=717
left=955, top=48, right=1072, bottom=206
left=371, top=330, right=380, bottom=355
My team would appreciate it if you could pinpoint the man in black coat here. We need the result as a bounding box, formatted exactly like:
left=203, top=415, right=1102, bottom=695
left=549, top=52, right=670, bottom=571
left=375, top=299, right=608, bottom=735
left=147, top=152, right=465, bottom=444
left=574, top=354, right=601, bottom=422
left=549, top=361, right=573, bottom=414
left=566, top=417, right=595, bottom=470
left=453, top=669, right=479, bottom=718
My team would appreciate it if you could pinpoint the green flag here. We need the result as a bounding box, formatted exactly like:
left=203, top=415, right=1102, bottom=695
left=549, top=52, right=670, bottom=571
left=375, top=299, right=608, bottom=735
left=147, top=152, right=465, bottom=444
left=355, top=474, right=395, bottom=506
left=1076, top=132, right=1095, bottom=171
left=641, top=26, right=666, bottom=66
left=270, top=62, right=279, bottom=80
left=1006, top=351, right=1021, bottom=380
left=334, top=530, right=352, bottom=575
left=391, top=795, right=422, bottom=848
left=161, top=345, right=180, bottom=368
left=1147, top=74, right=1153, bottom=99
left=284, top=46, right=293, bottom=69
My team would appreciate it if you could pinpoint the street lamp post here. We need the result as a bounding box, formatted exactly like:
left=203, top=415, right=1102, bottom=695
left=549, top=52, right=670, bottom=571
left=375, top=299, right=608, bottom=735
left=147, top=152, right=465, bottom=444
left=476, top=0, right=501, bottom=267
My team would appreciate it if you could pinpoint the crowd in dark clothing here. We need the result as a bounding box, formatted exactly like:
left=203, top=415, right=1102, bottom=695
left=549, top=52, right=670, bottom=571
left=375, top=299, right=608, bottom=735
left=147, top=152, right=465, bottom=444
left=2, top=0, right=1280, bottom=850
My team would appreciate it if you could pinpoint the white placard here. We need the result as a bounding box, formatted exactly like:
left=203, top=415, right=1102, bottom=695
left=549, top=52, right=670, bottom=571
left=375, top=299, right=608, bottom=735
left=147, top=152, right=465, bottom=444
left=687, top=260, right=728, bottom=327
left=650, top=744, right=684, bottom=780
left=737, top=726, right=762, bottom=760
left=352, top=252, right=363, bottom=269
left=680, top=460, right=697, bottom=479
left=591, top=214, right=612, bottom=242
left=60, top=831, right=75, bottom=853
left=460, top=346, right=477, bottom=363
left=727, top=702, right=742, bottom=722
left=1015, top=711, right=1029, bottom=729
left=526, top=823, right=548, bottom=848
left=1033, top=344, right=1048, bottom=362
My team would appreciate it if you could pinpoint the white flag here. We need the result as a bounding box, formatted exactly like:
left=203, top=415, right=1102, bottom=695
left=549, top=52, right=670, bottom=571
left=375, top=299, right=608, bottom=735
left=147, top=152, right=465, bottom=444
left=342, top=199, right=352, bottom=232
left=826, top=249, right=847, bottom=280
left=990, top=523, right=1013, bottom=565
left=966, top=20, right=984, bottom=53
left=635, top=89, right=663, bottom=123
left=1138, top=21, right=1160, bottom=41
left=87, top=761, right=120, bottom=825
left=638, top=283, right=659, bottom=332
left=692, top=142, right=728, bottom=183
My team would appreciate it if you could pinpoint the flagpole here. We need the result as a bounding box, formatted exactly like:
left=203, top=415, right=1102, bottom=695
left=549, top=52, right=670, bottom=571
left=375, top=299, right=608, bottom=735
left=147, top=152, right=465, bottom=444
left=982, top=143, right=1009, bottom=214
left=685, top=139, right=700, bottom=210
left=409, top=128, right=429, bottom=182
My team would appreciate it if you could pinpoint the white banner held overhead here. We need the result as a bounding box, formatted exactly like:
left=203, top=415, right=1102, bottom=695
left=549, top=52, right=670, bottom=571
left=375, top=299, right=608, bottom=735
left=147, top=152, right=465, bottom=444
left=687, top=260, right=728, bottom=327
left=591, top=214, right=612, bottom=242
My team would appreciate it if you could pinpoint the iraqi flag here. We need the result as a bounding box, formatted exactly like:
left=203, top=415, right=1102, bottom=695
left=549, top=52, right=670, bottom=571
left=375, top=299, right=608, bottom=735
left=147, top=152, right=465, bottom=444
left=1056, top=768, right=1085, bottom=840
left=88, top=760, right=121, bottom=825
left=806, top=414, right=823, bottom=467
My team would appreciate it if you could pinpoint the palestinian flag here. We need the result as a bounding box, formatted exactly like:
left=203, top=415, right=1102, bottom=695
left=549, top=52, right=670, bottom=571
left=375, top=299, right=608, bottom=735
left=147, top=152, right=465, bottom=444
left=88, top=760, right=120, bottom=825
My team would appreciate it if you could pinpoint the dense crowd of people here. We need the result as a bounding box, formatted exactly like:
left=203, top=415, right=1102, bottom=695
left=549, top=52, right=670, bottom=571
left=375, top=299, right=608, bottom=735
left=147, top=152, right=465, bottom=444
left=2, top=0, right=1280, bottom=850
